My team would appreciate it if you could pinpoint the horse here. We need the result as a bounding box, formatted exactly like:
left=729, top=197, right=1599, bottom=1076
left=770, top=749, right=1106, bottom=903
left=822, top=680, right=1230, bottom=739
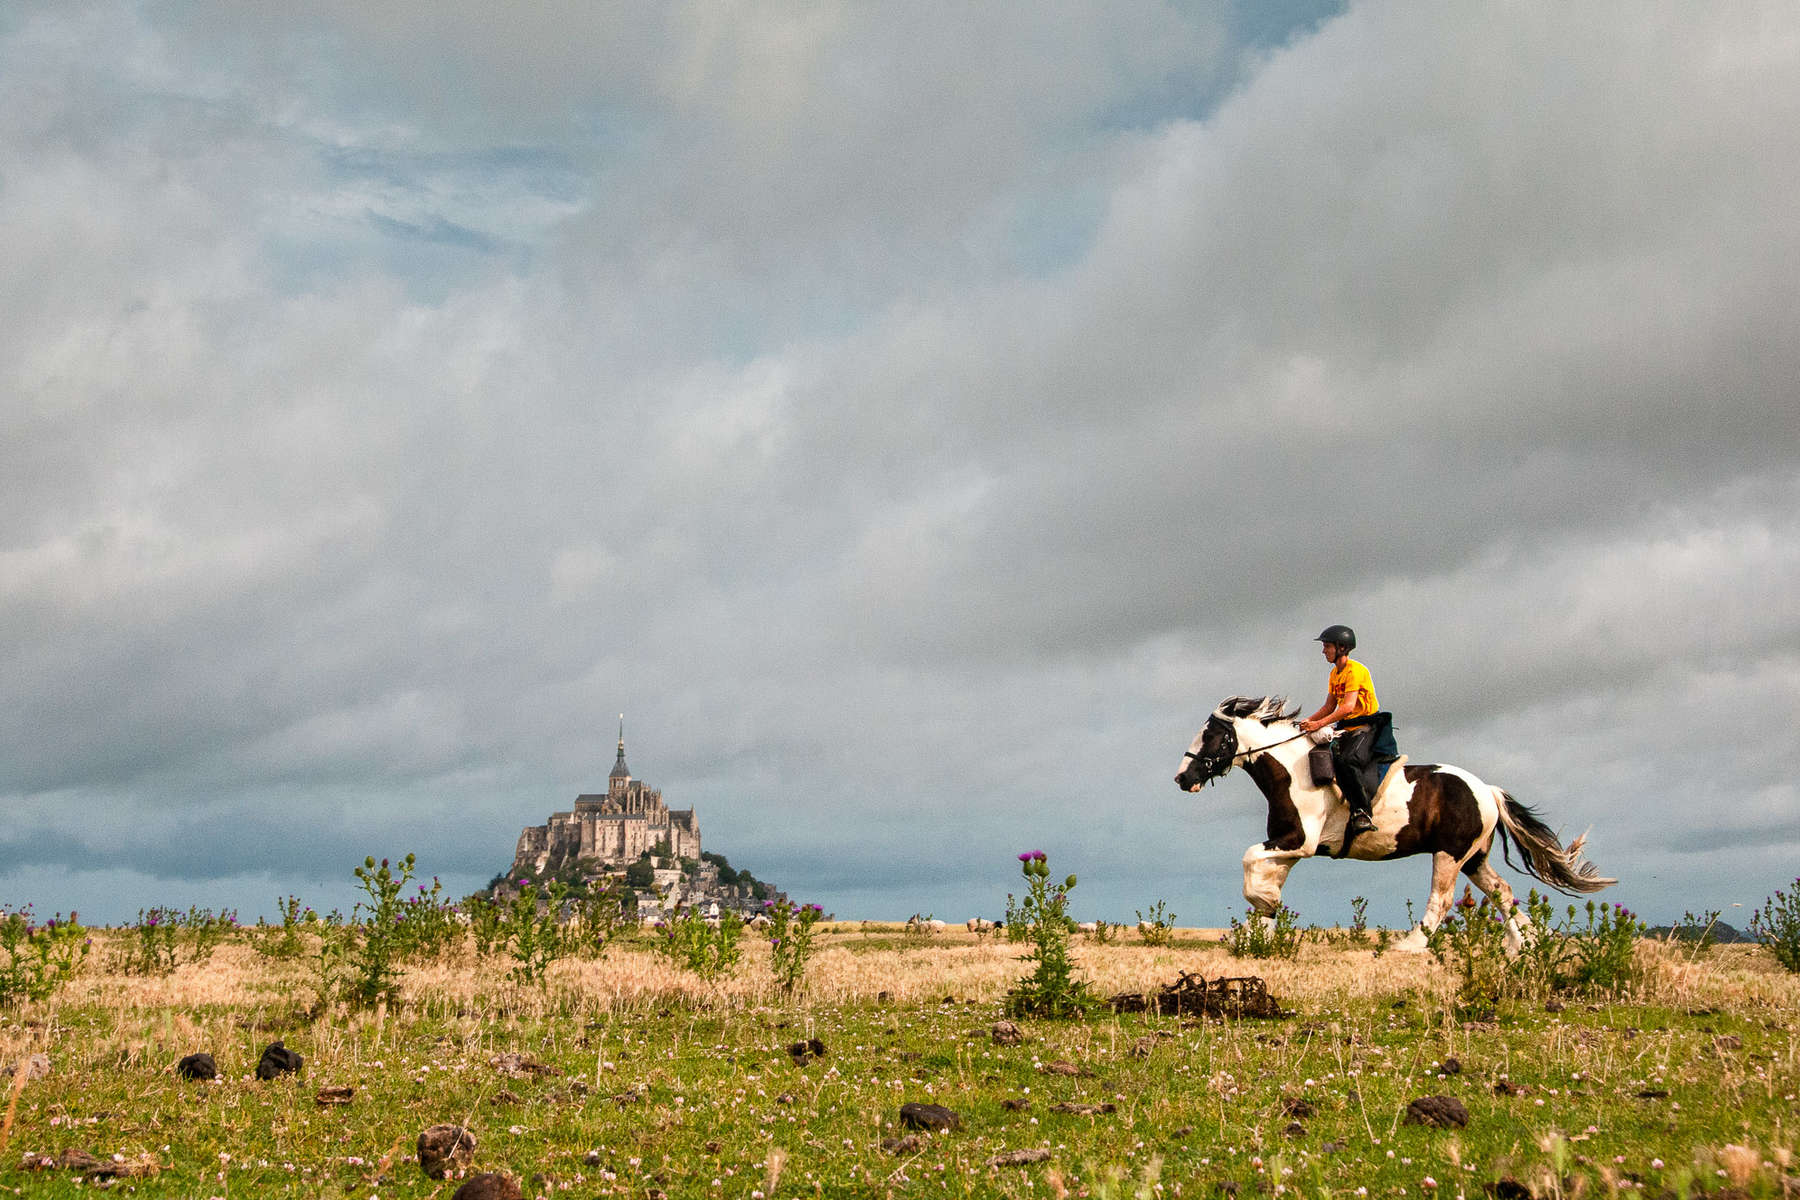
left=1174, top=696, right=1614, bottom=952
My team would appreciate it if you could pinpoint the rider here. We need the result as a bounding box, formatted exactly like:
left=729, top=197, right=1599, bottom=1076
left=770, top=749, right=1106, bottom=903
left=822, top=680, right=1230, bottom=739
left=1297, top=625, right=1394, bottom=844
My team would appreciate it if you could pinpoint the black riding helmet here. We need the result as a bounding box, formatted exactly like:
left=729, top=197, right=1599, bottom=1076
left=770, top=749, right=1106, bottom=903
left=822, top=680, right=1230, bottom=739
left=1316, top=624, right=1356, bottom=650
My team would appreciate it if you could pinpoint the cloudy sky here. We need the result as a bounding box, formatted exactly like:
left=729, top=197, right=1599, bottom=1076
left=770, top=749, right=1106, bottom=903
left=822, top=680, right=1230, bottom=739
left=4, top=2, right=1797, bottom=931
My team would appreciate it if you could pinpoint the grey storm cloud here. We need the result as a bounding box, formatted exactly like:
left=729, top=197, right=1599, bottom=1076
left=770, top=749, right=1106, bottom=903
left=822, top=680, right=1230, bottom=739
left=2, top=2, right=1797, bottom=928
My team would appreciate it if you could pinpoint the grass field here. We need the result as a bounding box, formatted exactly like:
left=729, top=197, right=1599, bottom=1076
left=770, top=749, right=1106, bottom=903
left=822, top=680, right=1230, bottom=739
left=2, top=924, right=1796, bottom=1198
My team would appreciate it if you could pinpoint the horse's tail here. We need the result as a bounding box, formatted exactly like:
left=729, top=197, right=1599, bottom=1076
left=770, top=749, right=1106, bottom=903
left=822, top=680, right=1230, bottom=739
left=1492, top=790, right=1616, bottom=895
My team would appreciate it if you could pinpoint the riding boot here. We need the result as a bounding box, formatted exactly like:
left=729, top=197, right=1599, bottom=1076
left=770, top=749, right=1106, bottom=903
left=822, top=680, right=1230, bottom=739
left=1335, top=746, right=1375, bottom=856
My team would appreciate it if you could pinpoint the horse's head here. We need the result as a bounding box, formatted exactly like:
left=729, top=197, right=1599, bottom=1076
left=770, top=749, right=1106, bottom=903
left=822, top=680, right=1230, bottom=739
left=1174, top=696, right=1299, bottom=792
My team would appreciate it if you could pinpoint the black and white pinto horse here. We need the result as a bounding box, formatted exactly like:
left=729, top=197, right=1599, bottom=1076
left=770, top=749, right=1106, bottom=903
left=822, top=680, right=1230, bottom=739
left=1175, top=696, right=1614, bottom=952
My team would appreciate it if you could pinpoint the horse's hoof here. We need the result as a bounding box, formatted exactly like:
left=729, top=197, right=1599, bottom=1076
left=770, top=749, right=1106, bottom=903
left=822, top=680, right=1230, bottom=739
left=1392, top=929, right=1430, bottom=953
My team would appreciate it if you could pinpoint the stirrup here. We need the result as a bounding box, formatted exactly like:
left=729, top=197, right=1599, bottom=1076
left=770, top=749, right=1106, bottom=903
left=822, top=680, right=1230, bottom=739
left=1336, top=811, right=1373, bottom=858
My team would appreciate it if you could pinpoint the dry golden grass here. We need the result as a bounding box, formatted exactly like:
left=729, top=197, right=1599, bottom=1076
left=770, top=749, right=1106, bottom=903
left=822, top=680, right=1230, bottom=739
left=4, top=927, right=1797, bottom=1198
left=11, top=927, right=1785, bottom=1047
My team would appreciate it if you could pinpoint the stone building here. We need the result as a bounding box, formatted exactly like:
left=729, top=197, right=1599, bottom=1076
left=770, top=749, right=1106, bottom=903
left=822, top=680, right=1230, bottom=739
left=510, top=725, right=701, bottom=878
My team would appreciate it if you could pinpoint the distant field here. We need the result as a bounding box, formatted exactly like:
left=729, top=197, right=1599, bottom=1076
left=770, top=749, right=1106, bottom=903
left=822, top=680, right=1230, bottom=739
left=3, top=925, right=1796, bottom=1197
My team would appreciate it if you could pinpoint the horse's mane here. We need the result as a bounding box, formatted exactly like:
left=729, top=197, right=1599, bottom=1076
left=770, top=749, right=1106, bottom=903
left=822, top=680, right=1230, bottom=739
left=1217, top=695, right=1300, bottom=725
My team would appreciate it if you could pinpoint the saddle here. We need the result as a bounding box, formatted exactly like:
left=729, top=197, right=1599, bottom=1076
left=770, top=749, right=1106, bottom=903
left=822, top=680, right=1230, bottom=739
left=1326, top=755, right=1407, bottom=856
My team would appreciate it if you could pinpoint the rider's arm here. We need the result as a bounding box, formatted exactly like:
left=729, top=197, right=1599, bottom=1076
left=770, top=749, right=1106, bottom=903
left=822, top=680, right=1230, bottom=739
left=1300, top=696, right=1355, bottom=733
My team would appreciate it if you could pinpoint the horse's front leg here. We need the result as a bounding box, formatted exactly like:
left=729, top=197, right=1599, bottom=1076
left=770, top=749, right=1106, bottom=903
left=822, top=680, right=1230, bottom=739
left=1394, top=851, right=1461, bottom=953
left=1241, top=842, right=1302, bottom=919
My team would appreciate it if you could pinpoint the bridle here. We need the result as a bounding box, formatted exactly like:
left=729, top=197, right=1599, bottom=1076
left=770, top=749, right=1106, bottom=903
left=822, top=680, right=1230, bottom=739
left=1184, top=718, right=1315, bottom=778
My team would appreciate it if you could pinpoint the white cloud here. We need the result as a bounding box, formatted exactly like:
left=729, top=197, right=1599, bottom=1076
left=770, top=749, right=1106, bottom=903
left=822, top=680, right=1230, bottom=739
left=1, top=2, right=1796, bottom=927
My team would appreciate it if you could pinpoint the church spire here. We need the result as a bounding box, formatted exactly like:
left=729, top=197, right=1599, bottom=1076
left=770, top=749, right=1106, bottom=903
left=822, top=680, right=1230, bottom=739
left=609, top=714, right=631, bottom=788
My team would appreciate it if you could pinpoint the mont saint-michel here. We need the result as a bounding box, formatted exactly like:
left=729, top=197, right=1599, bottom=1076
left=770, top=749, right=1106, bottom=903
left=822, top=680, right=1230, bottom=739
left=506, top=725, right=774, bottom=917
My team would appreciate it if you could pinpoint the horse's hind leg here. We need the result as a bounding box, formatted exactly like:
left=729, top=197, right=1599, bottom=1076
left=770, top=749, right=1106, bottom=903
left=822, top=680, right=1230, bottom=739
left=1462, top=851, right=1528, bottom=955
left=1395, top=851, right=1461, bottom=952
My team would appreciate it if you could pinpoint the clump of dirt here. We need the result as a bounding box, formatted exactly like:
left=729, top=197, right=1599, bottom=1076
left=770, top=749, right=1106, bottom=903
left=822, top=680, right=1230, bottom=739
left=1108, top=973, right=1290, bottom=1019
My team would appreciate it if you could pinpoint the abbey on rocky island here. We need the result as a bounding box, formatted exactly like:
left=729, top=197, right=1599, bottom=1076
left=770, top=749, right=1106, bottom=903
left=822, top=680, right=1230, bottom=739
left=510, top=725, right=701, bottom=878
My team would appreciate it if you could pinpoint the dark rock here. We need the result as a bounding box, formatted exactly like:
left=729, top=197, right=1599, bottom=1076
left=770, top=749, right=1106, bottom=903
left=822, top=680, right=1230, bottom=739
left=1283, top=1122, right=1307, bottom=1138
left=585, top=1150, right=603, bottom=1167
left=1487, top=1178, right=1536, bottom=1200
left=987, top=1148, right=1052, bottom=1166
left=452, top=1173, right=523, bottom=1200
left=255, top=1041, right=303, bottom=1080
left=1283, top=1097, right=1316, bottom=1119
left=17, top=1053, right=51, bottom=1080
left=418, top=1124, right=478, bottom=1179
left=1115, top=972, right=1290, bottom=1019
left=177, top=1052, right=217, bottom=1081
left=787, top=1038, right=828, bottom=1065
left=990, top=1020, right=1023, bottom=1046
left=1404, top=1095, right=1470, bottom=1128
left=1439, top=1057, right=1462, bottom=1075
left=490, top=1052, right=558, bottom=1077
left=55, top=1149, right=112, bottom=1176
left=899, top=1102, right=961, bottom=1132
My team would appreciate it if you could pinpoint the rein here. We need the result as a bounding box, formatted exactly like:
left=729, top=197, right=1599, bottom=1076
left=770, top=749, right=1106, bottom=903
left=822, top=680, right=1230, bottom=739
left=1229, top=727, right=1314, bottom=764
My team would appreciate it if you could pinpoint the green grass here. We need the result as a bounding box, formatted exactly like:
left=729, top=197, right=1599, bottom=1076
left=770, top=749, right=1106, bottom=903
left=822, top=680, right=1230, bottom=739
left=1, top=934, right=1796, bottom=1197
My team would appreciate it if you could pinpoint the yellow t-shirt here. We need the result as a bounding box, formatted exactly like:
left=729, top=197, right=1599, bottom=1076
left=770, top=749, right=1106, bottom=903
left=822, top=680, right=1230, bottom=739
left=1328, top=658, right=1379, bottom=720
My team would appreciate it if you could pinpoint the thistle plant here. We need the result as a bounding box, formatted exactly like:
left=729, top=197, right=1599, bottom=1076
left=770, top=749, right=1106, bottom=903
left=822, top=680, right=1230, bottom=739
left=1431, top=889, right=1646, bottom=1004
left=1428, top=894, right=1519, bottom=1009
left=1223, top=904, right=1304, bottom=959
left=254, top=895, right=309, bottom=960
left=123, top=907, right=182, bottom=976
left=1751, top=878, right=1800, bottom=973
left=655, top=907, right=743, bottom=981
left=1564, top=897, right=1645, bottom=992
left=502, top=879, right=571, bottom=986
left=464, top=894, right=507, bottom=959
left=1002, top=893, right=1029, bottom=943
left=395, top=877, right=463, bottom=964
left=347, top=854, right=415, bottom=1007
left=1671, top=908, right=1722, bottom=956
left=766, top=899, right=824, bottom=994
left=1004, top=851, right=1094, bottom=1019
left=305, top=908, right=350, bottom=1014
left=1135, top=900, right=1177, bottom=947
left=0, top=906, right=89, bottom=1006
left=571, top=883, right=629, bottom=959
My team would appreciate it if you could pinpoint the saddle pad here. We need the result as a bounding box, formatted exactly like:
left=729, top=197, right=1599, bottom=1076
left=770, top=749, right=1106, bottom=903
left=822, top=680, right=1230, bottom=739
left=1370, top=755, right=1409, bottom=809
